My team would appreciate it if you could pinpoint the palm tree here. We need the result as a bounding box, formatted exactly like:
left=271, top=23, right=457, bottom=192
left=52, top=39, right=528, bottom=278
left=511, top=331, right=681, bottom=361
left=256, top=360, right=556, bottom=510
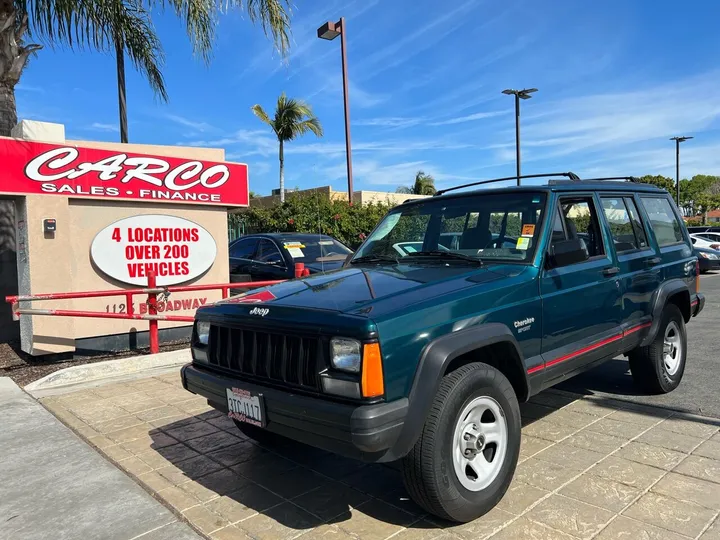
left=397, top=171, right=437, bottom=195
left=0, top=0, right=292, bottom=137
left=252, top=93, right=323, bottom=203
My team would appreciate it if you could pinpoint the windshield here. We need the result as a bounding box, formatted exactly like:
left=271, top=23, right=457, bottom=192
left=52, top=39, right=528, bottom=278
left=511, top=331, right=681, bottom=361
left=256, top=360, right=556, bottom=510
left=352, top=192, right=548, bottom=264
left=279, top=236, right=352, bottom=263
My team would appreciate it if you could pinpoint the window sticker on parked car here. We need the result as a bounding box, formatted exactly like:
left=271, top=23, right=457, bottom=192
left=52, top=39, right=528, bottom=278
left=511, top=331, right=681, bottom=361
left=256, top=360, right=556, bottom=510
left=318, top=240, right=334, bottom=245
left=286, top=247, right=304, bottom=258
left=521, top=224, right=535, bottom=237
left=516, top=237, right=530, bottom=250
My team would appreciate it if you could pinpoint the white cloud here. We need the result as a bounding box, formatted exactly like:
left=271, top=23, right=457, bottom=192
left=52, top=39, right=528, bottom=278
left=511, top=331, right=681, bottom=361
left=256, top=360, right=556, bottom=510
left=430, top=110, right=507, bottom=126
left=355, top=117, right=424, bottom=128
left=522, top=71, right=720, bottom=158
left=164, top=114, right=215, bottom=132
left=356, top=0, right=479, bottom=75
left=88, top=122, right=119, bottom=132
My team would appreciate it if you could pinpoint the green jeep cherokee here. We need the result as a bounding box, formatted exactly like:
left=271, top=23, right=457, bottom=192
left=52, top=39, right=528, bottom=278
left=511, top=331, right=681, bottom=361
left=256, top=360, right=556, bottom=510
left=182, top=174, right=705, bottom=522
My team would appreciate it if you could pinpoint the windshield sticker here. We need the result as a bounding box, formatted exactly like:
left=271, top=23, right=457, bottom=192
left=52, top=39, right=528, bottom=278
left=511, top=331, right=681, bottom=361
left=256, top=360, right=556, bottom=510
left=521, top=224, right=535, bottom=237
left=318, top=240, right=334, bottom=245
left=532, top=197, right=540, bottom=203
left=286, top=247, right=305, bottom=258
left=284, top=242, right=305, bottom=249
left=516, top=237, right=530, bottom=250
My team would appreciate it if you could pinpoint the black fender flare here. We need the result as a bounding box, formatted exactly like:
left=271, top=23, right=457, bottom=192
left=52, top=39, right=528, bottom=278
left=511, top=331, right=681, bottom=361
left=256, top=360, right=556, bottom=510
left=385, top=323, right=527, bottom=461
left=640, top=279, right=690, bottom=347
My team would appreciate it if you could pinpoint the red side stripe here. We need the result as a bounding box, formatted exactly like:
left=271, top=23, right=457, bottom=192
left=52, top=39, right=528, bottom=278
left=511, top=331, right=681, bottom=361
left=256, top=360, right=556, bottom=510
left=527, top=320, right=651, bottom=374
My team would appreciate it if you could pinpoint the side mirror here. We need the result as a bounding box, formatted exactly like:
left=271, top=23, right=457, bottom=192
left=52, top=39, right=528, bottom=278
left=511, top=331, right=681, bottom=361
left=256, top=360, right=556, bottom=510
left=547, top=238, right=589, bottom=268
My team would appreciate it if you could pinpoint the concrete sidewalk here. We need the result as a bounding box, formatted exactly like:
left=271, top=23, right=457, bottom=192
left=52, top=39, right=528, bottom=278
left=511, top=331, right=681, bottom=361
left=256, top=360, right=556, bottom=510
left=37, top=368, right=720, bottom=540
left=0, top=377, right=201, bottom=540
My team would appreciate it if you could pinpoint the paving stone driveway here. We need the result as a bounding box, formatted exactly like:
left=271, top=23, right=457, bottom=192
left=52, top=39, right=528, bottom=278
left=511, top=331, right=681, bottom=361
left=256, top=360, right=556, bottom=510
left=41, top=370, right=720, bottom=540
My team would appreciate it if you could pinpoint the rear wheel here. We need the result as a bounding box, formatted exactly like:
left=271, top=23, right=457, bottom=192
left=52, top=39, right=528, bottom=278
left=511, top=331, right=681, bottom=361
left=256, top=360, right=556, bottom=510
left=401, top=363, right=521, bottom=523
left=629, top=304, right=686, bottom=394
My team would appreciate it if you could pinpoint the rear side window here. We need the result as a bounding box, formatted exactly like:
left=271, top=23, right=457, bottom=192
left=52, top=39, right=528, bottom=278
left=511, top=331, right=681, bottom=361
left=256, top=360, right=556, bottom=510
left=559, top=198, right=605, bottom=257
left=601, top=197, right=648, bottom=252
left=230, top=238, right=258, bottom=259
left=640, top=197, right=684, bottom=246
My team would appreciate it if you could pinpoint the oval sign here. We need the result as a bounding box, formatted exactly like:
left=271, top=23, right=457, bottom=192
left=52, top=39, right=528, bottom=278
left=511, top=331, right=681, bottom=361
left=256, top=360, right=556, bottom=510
left=91, top=214, right=217, bottom=286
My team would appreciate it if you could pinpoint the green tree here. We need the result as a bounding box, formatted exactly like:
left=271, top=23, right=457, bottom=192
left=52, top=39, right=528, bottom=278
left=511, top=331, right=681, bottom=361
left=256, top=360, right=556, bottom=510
left=251, top=92, right=323, bottom=203
left=396, top=171, right=437, bottom=195
left=680, top=175, right=720, bottom=221
left=638, top=175, right=675, bottom=192
left=0, top=0, right=292, bottom=136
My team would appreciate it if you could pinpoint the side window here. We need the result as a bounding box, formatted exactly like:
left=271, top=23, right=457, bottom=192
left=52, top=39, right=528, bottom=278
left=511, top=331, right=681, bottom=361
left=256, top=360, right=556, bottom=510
left=624, top=197, right=648, bottom=249
left=230, top=238, right=258, bottom=259
left=640, top=197, right=684, bottom=246
left=256, top=240, right=285, bottom=265
left=560, top=198, right=605, bottom=257
left=601, top=197, right=647, bottom=253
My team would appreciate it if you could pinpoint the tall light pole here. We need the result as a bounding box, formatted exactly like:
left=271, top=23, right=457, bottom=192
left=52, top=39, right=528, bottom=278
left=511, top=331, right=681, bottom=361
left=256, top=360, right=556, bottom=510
left=502, top=88, right=537, bottom=186
left=670, top=136, right=693, bottom=208
left=318, top=18, right=354, bottom=204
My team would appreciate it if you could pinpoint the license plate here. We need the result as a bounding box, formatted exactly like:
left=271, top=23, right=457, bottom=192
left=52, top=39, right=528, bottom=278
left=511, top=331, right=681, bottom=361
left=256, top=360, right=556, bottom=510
left=226, top=387, right=265, bottom=427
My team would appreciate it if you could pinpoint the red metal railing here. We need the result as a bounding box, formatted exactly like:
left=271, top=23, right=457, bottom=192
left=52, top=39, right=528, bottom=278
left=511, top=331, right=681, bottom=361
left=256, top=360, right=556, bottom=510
left=4, top=263, right=309, bottom=354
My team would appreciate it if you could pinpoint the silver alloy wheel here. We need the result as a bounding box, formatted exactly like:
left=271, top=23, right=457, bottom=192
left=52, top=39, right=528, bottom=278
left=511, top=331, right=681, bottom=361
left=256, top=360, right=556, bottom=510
left=663, top=321, right=682, bottom=376
left=452, top=396, right=508, bottom=492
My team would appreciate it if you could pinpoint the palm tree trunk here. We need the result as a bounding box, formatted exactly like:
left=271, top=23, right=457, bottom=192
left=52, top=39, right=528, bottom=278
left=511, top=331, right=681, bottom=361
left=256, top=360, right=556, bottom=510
left=0, top=82, right=16, bottom=137
left=279, top=139, right=285, bottom=203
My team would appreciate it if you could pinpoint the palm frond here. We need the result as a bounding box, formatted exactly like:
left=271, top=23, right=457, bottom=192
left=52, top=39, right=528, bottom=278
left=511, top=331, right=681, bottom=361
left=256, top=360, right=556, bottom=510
left=148, top=0, right=215, bottom=63
left=229, top=0, right=292, bottom=56
left=292, top=118, right=322, bottom=138
left=24, top=0, right=168, bottom=99
left=251, top=104, right=275, bottom=130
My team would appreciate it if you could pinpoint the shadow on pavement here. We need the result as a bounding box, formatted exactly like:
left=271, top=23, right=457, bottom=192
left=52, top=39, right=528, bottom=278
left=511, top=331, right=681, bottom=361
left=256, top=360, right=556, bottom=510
left=147, top=390, right=719, bottom=532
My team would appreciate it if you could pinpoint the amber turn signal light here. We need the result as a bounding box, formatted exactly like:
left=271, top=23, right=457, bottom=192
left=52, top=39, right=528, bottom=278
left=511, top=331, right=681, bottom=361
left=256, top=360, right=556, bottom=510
left=361, top=342, right=384, bottom=398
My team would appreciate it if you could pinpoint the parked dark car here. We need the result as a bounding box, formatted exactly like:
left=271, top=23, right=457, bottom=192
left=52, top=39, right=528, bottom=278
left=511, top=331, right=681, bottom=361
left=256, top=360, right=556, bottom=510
left=228, top=233, right=352, bottom=286
left=695, top=246, right=720, bottom=273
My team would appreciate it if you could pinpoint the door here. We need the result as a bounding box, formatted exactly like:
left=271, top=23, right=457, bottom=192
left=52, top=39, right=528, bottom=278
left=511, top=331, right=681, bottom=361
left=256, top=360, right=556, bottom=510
left=0, top=199, right=19, bottom=343
left=229, top=237, right=259, bottom=284
left=539, top=195, right=623, bottom=384
left=250, top=239, right=289, bottom=282
left=599, top=195, right=660, bottom=337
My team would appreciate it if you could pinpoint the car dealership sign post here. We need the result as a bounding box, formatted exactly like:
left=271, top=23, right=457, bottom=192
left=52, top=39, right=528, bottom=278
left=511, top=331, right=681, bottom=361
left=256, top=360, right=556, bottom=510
left=0, top=139, right=249, bottom=206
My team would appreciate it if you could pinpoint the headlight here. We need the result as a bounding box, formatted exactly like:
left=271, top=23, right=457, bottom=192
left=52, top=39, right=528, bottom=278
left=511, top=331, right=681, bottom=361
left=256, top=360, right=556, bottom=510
left=196, top=321, right=210, bottom=345
left=330, top=338, right=361, bottom=373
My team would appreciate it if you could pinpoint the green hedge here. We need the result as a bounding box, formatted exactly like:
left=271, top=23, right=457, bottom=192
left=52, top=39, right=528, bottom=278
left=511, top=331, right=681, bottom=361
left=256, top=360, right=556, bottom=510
left=228, top=192, right=395, bottom=249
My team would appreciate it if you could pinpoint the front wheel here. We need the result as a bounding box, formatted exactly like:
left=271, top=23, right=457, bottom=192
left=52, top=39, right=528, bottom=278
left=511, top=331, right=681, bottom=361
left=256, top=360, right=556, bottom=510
left=401, top=363, right=521, bottom=523
left=628, top=304, right=687, bottom=394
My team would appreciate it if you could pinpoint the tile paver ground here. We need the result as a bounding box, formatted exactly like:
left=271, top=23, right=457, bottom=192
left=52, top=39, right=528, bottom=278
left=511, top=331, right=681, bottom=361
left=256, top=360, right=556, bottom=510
left=40, top=368, right=720, bottom=540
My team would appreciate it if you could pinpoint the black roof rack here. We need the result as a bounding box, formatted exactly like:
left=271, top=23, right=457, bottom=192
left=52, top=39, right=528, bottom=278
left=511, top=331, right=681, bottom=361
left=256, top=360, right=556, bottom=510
left=435, top=172, right=581, bottom=196
left=548, top=176, right=642, bottom=185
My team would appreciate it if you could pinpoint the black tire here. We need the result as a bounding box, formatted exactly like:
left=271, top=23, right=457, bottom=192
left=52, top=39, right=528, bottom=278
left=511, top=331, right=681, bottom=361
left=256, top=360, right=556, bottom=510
left=400, top=363, right=521, bottom=523
left=628, top=304, right=687, bottom=394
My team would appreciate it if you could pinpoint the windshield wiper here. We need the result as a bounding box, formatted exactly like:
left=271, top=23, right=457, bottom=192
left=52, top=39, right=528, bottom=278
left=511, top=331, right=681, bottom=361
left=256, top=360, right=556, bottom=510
left=404, top=250, right=483, bottom=265
left=350, top=254, right=399, bottom=265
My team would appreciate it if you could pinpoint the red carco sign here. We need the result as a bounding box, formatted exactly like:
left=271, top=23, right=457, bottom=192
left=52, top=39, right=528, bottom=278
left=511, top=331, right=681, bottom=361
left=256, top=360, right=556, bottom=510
left=0, top=139, right=249, bottom=206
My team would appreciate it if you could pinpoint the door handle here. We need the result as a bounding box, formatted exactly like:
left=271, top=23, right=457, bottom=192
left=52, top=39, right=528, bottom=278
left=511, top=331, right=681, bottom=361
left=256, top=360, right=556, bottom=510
left=602, top=266, right=620, bottom=277
left=646, top=257, right=662, bottom=267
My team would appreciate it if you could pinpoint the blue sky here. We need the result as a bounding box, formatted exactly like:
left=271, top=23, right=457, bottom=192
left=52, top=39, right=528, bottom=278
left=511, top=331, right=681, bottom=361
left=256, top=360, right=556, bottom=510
left=16, top=0, right=720, bottom=195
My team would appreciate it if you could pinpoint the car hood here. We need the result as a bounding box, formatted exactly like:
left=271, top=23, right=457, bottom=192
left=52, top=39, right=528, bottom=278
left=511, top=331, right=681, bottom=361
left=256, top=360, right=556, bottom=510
left=216, top=263, right=523, bottom=316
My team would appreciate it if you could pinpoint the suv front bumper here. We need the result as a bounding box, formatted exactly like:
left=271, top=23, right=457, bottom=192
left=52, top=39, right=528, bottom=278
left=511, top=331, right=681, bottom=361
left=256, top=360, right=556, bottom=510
left=181, top=363, right=408, bottom=462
